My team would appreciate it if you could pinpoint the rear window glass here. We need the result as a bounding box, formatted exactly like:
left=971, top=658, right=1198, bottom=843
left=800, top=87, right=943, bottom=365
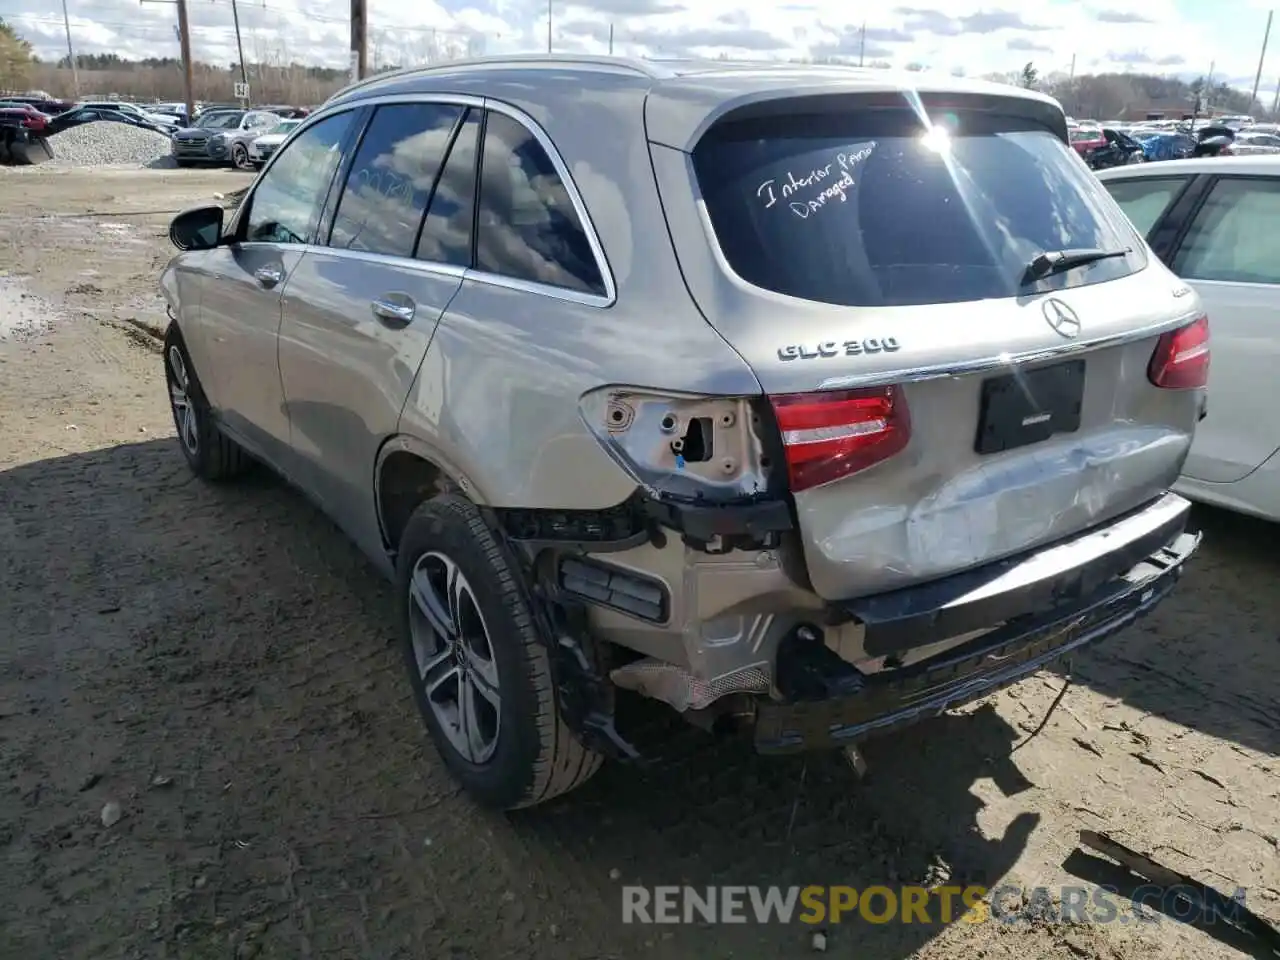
left=694, top=107, right=1146, bottom=307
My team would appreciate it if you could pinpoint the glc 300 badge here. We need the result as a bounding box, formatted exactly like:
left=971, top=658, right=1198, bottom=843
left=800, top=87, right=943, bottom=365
left=778, top=337, right=901, bottom=361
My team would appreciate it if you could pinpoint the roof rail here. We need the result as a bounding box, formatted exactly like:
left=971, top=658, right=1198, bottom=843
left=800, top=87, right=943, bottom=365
left=325, top=54, right=657, bottom=103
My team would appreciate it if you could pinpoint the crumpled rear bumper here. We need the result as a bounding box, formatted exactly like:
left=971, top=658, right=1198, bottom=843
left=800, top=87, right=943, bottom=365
left=754, top=495, right=1200, bottom=754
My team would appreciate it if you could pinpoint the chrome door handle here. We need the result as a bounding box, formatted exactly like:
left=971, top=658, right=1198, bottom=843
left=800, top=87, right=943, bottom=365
left=254, top=264, right=284, bottom=287
left=371, top=297, right=415, bottom=326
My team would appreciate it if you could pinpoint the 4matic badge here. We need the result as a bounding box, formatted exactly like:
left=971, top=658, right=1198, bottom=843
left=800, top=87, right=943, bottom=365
left=777, top=337, right=901, bottom=362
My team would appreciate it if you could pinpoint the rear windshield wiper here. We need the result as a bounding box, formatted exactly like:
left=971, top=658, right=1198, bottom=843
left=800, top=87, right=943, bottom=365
left=1021, top=247, right=1131, bottom=285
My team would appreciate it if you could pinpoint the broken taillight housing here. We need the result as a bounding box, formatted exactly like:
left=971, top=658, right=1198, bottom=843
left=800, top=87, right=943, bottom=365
left=1148, top=315, right=1210, bottom=389
left=769, top=385, right=911, bottom=492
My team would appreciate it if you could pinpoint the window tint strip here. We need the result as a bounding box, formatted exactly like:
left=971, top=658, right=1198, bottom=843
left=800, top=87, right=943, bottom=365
left=320, top=106, right=373, bottom=247
left=470, top=107, right=488, bottom=270
left=410, top=106, right=469, bottom=261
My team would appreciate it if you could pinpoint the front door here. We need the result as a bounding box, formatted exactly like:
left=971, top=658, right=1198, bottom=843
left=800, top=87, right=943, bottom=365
left=197, top=109, right=359, bottom=467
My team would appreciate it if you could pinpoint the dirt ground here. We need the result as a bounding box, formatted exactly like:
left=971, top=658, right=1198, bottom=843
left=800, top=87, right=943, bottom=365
left=0, top=166, right=1276, bottom=960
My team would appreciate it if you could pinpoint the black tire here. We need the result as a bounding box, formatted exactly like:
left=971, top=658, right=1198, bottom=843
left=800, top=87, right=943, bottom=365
left=162, top=323, right=251, bottom=482
left=231, top=143, right=250, bottom=170
left=396, top=495, right=602, bottom=810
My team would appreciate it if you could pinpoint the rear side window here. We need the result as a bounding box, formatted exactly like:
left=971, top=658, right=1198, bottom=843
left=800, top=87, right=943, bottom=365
left=329, top=103, right=464, bottom=258
left=1173, top=177, right=1280, bottom=284
left=475, top=112, right=605, bottom=296
left=1102, top=176, right=1189, bottom=238
left=693, top=105, right=1147, bottom=307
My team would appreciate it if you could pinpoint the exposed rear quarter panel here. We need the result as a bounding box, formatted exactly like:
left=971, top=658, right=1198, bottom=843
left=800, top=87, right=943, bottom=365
left=395, top=74, right=763, bottom=508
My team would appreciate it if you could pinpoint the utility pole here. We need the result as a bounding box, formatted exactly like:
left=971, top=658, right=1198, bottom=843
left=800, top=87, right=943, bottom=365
left=60, top=0, right=80, bottom=97
left=1251, top=10, right=1273, bottom=112
left=230, top=0, right=248, bottom=103
left=350, top=0, right=366, bottom=81
left=608, top=22, right=613, bottom=55
left=858, top=20, right=865, bottom=66
left=176, top=0, right=194, bottom=130
left=1065, top=54, right=1076, bottom=116
left=546, top=0, right=552, bottom=53
left=1272, top=75, right=1280, bottom=115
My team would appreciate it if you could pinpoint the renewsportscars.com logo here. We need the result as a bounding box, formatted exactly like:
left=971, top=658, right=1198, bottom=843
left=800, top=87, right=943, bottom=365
left=621, top=884, right=1250, bottom=926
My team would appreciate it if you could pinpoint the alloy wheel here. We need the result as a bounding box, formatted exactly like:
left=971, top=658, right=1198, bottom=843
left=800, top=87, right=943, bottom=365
left=409, top=551, right=502, bottom=764
left=167, top=345, right=199, bottom=456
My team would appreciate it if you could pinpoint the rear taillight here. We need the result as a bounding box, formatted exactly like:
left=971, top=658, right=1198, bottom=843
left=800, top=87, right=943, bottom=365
left=21, top=116, right=45, bottom=130
left=1148, top=315, right=1210, bottom=389
left=769, top=386, right=910, bottom=492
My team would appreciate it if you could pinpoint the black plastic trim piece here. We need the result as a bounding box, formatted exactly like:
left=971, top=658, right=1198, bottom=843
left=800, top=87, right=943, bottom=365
left=831, top=493, right=1191, bottom=658
left=756, top=529, right=1199, bottom=753
left=640, top=495, right=793, bottom=553
left=492, top=485, right=794, bottom=556
left=558, top=556, right=670, bottom=624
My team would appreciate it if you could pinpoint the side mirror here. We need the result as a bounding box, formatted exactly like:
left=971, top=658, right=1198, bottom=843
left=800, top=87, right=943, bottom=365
left=169, top=204, right=225, bottom=251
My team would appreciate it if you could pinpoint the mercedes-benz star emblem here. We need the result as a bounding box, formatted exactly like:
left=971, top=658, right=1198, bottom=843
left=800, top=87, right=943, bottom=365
left=1042, top=298, right=1081, bottom=338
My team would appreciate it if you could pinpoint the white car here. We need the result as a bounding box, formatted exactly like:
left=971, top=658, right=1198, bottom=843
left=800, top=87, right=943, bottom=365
left=1225, top=131, right=1280, bottom=155
left=247, top=118, right=302, bottom=166
left=1099, top=156, right=1280, bottom=521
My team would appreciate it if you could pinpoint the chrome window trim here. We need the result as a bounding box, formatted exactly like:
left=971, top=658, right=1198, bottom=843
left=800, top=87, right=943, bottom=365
left=815, top=308, right=1205, bottom=391
left=234, top=91, right=616, bottom=308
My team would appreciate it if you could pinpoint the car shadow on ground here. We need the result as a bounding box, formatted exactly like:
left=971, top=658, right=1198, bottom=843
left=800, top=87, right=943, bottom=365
left=511, top=701, right=1041, bottom=957
left=1047, top=504, right=1280, bottom=759
left=0, top=438, right=1269, bottom=958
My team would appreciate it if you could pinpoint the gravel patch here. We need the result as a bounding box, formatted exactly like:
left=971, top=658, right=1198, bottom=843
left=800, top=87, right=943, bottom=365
left=47, top=121, right=174, bottom=168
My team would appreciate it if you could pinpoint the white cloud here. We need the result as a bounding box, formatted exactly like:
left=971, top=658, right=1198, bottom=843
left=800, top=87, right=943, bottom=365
left=2, top=0, right=1275, bottom=102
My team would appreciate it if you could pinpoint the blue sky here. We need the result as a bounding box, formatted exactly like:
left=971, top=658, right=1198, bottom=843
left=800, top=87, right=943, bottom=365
left=4, top=0, right=1279, bottom=102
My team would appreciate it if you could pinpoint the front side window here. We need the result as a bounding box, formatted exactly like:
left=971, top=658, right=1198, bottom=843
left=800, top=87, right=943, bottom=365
left=243, top=111, right=354, bottom=245
left=1173, top=177, right=1280, bottom=284
left=693, top=101, right=1147, bottom=307
left=1101, top=176, right=1190, bottom=238
left=474, top=112, right=605, bottom=296
left=329, top=102, right=463, bottom=259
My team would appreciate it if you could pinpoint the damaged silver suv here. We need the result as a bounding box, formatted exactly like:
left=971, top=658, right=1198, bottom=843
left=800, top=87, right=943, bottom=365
left=159, top=56, right=1207, bottom=810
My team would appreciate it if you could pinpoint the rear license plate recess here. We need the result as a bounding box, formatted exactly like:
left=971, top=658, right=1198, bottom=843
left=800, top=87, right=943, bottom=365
left=974, top=359, right=1085, bottom=455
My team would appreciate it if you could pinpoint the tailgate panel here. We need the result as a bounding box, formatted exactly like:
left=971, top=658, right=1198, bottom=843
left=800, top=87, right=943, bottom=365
left=792, top=337, right=1198, bottom=600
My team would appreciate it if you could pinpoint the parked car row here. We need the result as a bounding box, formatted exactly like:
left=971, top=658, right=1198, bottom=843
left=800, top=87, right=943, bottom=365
left=0, top=93, right=316, bottom=167
left=0, top=101, right=54, bottom=164
left=168, top=104, right=314, bottom=169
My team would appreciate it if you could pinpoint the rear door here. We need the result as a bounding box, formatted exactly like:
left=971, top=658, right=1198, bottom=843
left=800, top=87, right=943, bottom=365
left=657, top=93, right=1204, bottom=599
left=1161, top=175, right=1280, bottom=482
left=277, top=100, right=476, bottom=551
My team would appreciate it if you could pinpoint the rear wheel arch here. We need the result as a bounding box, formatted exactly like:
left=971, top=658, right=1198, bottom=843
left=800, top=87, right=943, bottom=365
left=375, top=438, right=488, bottom=554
